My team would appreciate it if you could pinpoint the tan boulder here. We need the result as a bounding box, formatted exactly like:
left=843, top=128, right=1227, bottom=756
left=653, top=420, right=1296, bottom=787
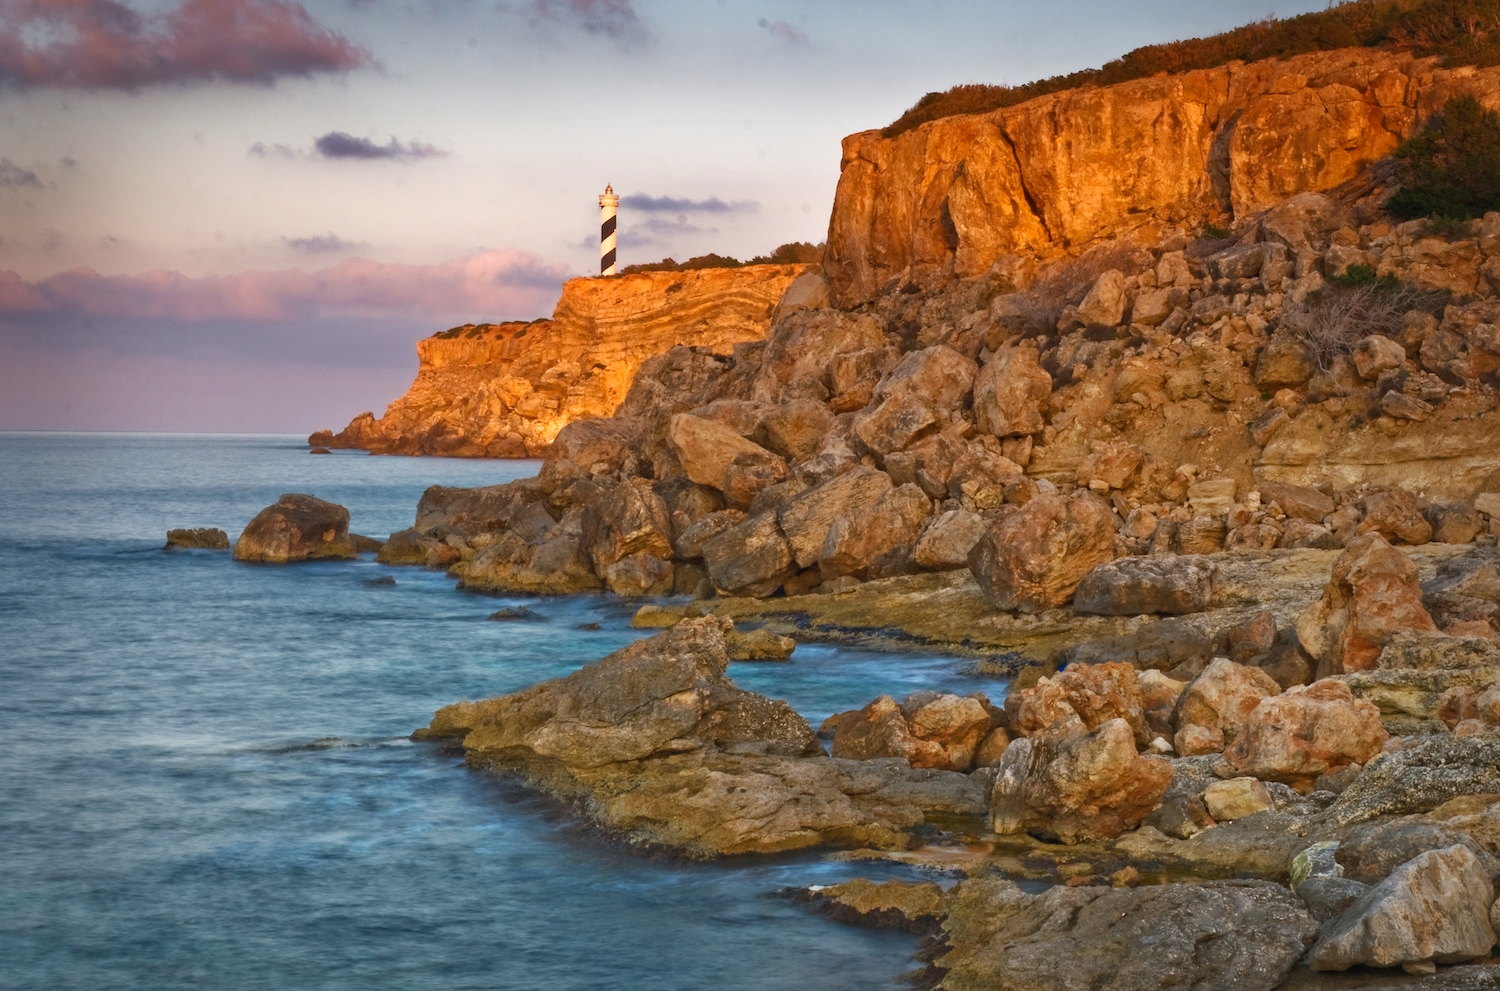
left=1073, top=555, right=1216, bottom=616
left=854, top=392, right=943, bottom=457
left=581, top=477, right=673, bottom=570
left=1138, top=669, right=1186, bottom=739
left=1203, top=777, right=1275, bottom=821
left=1254, top=331, right=1315, bottom=390
left=1010, top=661, right=1148, bottom=745
left=538, top=416, right=643, bottom=493
left=1352, top=335, right=1407, bottom=380
left=1297, top=533, right=1438, bottom=676
left=1223, top=679, right=1388, bottom=788
left=1258, top=480, right=1335, bottom=523
left=668, top=413, right=785, bottom=499
left=992, top=719, right=1173, bottom=844
left=701, top=510, right=796, bottom=597
left=757, top=398, right=833, bottom=462
left=776, top=467, right=893, bottom=569
left=969, top=492, right=1117, bottom=613
left=870, top=344, right=977, bottom=412
left=1359, top=489, right=1433, bottom=546
left=458, top=531, right=603, bottom=595
left=819, top=483, right=931, bottom=580
left=911, top=509, right=988, bottom=570
left=233, top=493, right=358, bottom=563
left=946, top=446, right=1024, bottom=510
left=1076, top=269, right=1128, bottom=329
left=974, top=346, right=1051, bottom=438
left=1171, top=657, right=1282, bottom=753
left=828, top=693, right=990, bottom=772
left=1075, top=441, right=1145, bottom=491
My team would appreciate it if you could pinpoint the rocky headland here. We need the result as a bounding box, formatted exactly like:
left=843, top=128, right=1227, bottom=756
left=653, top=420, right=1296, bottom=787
left=287, top=15, right=1500, bottom=989
left=311, top=264, right=814, bottom=457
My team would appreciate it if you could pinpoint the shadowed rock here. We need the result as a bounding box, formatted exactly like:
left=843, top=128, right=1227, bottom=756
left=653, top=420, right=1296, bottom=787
left=232, top=494, right=358, bottom=564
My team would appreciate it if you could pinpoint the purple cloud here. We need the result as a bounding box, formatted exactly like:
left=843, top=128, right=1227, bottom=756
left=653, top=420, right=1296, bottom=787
left=620, top=193, right=757, bottom=213
left=0, top=250, right=567, bottom=324
left=0, top=0, right=373, bottom=91
left=758, top=18, right=806, bottom=44
left=0, top=157, right=41, bottom=187
left=283, top=233, right=367, bottom=253
left=504, top=0, right=647, bottom=43
left=312, top=131, right=447, bottom=160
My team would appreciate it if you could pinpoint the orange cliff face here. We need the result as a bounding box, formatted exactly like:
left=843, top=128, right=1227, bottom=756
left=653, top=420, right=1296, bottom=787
left=313, top=264, right=814, bottom=457
left=823, top=47, right=1500, bottom=306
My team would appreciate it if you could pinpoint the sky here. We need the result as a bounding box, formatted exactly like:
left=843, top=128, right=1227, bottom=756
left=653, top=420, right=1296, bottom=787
left=0, top=0, right=1328, bottom=433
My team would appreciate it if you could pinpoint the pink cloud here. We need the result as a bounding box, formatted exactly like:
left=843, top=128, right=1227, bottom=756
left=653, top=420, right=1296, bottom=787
left=0, top=250, right=568, bottom=322
left=0, top=0, right=372, bottom=90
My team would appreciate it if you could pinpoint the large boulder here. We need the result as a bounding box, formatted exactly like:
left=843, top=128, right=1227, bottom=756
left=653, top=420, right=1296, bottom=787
left=1310, top=845, right=1497, bottom=972
left=1221, top=679, right=1388, bottom=789
left=1296, top=533, right=1438, bottom=677
left=826, top=693, right=991, bottom=772
left=776, top=467, right=893, bottom=569
left=668, top=413, right=786, bottom=506
left=1171, top=657, right=1282, bottom=756
left=1360, top=489, right=1434, bottom=546
left=581, top=477, right=674, bottom=594
left=911, top=509, right=988, bottom=570
left=1258, top=481, right=1335, bottom=524
left=935, top=878, right=1319, bottom=991
left=1009, top=661, right=1149, bottom=745
left=818, top=482, right=931, bottom=580
left=458, top=531, right=603, bottom=594
left=1324, top=735, right=1500, bottom=826
left=1073, top=555, right=1216, bottom=616
left=233, top=493, right=358, bottom=563
left=991, top=719, right=1172, bottom=844
left=969, top=492, right=1117, bottom=613
left=974, top=345, right=1051, bottom=438
left=701, top=510, right=796, bottom=597
left=537, top=417, right=642, bottom=493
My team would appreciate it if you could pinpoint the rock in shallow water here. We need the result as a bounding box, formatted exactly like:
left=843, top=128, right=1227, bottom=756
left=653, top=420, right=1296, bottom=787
left=165, top=527, right=229, bottom=550
left=232, top=493, right=358, bottom=563
left=416, top=617, right=987, bottom=855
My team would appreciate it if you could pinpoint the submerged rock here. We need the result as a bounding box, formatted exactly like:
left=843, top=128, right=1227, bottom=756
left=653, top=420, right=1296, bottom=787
left=232, top=494, right=358, bottom=563
left=165, top=527, right=229, bottom=550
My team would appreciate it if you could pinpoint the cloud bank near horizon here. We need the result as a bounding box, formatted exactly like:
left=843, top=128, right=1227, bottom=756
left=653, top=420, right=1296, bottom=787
left=0, top=0, right=372, bottom=91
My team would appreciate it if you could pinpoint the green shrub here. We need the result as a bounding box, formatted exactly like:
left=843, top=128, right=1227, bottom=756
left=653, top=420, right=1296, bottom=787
left=1385, top=95, right=1500, bottom=221
left=620, top=242, right=823, bottom=275
left=882, top=0, right=1500, bottom=138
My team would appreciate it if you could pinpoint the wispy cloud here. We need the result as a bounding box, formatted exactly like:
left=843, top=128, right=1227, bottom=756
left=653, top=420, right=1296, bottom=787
left=313, top=131, right=447, bottom=160
left=0, top=0, right=373, bottom=91
left=283, top=233, right=367, bottom=253
left=500, top=0, right=648, bottom=44
left=0, top=250, right=566, bottom=323
left=758, top=18, right=807, bottom=44
left=0, top=158, right=41, bottom=187
left=620, top=193, right=757, bottom=214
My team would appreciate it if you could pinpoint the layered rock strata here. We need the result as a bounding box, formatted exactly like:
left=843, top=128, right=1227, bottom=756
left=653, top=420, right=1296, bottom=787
left=313, top=265, right=812, bottom=457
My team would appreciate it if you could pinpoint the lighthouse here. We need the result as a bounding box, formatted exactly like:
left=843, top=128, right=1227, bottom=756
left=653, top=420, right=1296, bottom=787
left=598, top=184, right=619, bottom=276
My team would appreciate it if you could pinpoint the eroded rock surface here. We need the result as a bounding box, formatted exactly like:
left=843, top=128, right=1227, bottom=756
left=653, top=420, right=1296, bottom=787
left=232, top=494, right=358, bottom=564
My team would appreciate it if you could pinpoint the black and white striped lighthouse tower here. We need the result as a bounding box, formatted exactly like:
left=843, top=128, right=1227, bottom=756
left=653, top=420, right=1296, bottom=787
left=598, top=184, right=619, bottom=276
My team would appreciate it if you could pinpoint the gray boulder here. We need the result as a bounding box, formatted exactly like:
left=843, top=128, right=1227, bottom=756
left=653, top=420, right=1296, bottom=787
left=1073, top=555, right=1217, bottom=615
left=1310, top=845, right=1497, bottom=971
left=1323, top=736, right=1500, bottom=826
left=935, top=877, right=1319, bottom=991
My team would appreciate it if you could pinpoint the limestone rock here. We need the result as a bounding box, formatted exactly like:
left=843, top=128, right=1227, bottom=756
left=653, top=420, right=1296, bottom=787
left=1310, top=845, right=1497, bottom=971
left=723, top=628, right=796, bottom=662
left=538, top=417, right=643, bottom=493
left=911, top=509, right=987, bottom=570
left=827, top=693, right=991, bottom=772
left=1255, top=331, right=1315, bottom=389
left=1076, top=269, right=1127, bottom=329
left=934, top=877, right=1318, bottom=991
left=701, top=510, right=796, bottom=597
left=1139, top=669, right=1186, bottom=739
left=669, top=413, right=784, bottom=500
left=165, top=527, right=229, bottom=550
left=1171, top=657, right=1282, bottom=754
left=776, top=467, right=892, bottom=569
left=1361, top=489, right=1434, bottom=546
left=1324, top=736, right=1500, bottom=826
left=974, top=346, right=1051, bottom=439
left=757, top=398, right=832, bottom=462
left=232, top=494, right=358, bottom=563
left=458, top=532, right=603, bottom=594
left=969, top=492, right=1117, bottom=613
left=1297, top=533, right=1438, bottom=676
left=1203, top=777, right=1274, bottom=821
left=1010, top=661, right=1149, bottom=745
left=1259, top=480, right=1335, bottom=524
left=1073, top=555, right=1216, bottom=616
left=992, top=718, right=1172, bottom=843
left=818, top=482, right=930, bottom=580
left=789, top=878, right=947, bottom=934
left=1222, top=679, right=1388, bottom=788
left=581, top=477, right=673, bottom=571
left=1352, top=335, right=1408, bottom=380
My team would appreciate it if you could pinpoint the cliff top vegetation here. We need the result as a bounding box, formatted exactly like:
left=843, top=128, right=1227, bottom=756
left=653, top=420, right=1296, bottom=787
left=884, top=0, right=1500, bottom=137
left=620, top=241, right=821, bottom=275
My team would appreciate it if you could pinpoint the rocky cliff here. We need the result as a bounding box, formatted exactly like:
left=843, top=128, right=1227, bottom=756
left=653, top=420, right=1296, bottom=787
left=824, top=48, right=1500, bottom=305
left=313, top=264, right=814, bottom=457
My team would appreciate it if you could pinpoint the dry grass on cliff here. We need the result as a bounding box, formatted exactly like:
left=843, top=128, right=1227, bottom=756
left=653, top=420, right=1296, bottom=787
left=1282, top=272, right=1447, bottom=372
left=884, top=0, right=1500, bottom=137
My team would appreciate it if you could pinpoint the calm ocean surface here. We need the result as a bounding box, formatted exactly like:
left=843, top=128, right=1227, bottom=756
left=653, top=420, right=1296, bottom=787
left=0, top=433, right=1008, bottom=991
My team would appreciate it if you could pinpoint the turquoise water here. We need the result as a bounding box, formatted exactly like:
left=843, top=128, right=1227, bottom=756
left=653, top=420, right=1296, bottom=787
left=0, top=434, right=1005, bottom=990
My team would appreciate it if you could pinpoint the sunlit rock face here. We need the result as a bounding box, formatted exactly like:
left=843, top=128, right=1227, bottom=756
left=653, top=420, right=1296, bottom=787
left=315, top=264, right=811, bottom=458
left=823, top=48, right=1500, bottom=305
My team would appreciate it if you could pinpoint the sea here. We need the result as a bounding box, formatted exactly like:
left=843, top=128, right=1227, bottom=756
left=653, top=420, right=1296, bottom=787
left=0, top=433, right=1010, bottom=991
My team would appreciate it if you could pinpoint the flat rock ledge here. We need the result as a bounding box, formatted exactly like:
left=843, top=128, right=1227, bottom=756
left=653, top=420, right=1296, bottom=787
left=413, top=617, right=986, bottom=857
